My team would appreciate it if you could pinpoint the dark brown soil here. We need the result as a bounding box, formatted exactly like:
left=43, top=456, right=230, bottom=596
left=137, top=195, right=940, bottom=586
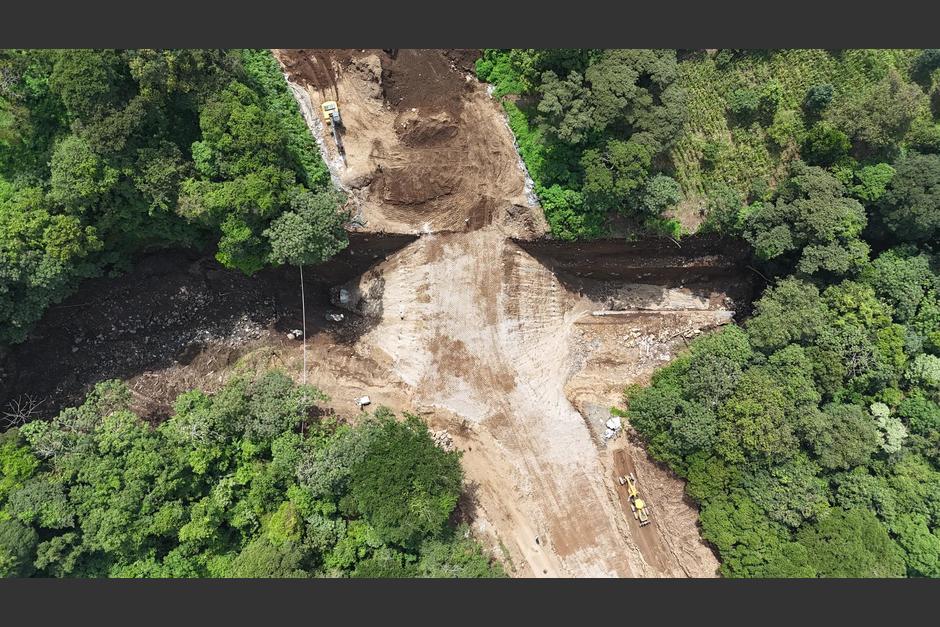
left=381, top=49, right=472, bottom=117
left=516, top=234, right=758, bottom=316
left=0, top=233, right=415, bottom=422
left=277, top=49, right=477, bottom=120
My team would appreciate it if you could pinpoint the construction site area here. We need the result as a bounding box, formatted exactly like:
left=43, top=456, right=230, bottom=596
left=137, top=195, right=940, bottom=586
left=273, top=48, right=755, bottom=576
left=1, top=49, right=756, bottom=577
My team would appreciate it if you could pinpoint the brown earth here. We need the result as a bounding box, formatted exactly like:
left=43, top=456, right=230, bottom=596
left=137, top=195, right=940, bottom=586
left=270, top=49, right=749, bottom=577
left=0, top=49, right=755, bottom=578
left=273, top=48, right=544, bottom=237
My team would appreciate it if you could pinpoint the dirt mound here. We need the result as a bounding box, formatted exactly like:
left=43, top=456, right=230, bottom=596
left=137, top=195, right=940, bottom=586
left=381, top=49, right=470, bottom=117
left=276, top=48, right=360, bottom=94
left=442, top=49, right=483, bottom=74
left=395, top=111, right=459, bottom=146
left=275, top=48, right=546, bottom=237
left=346, top=55, right=383, bottom=99
left=377, top=165, right=460, bottom=205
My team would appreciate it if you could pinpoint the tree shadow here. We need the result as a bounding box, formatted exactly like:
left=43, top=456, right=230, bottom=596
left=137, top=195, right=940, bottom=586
left=452, top=479, right=482, bottom=527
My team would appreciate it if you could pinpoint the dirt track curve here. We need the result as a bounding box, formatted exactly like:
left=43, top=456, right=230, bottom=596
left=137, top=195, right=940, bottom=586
left=273, top=49, right=747, bottom=577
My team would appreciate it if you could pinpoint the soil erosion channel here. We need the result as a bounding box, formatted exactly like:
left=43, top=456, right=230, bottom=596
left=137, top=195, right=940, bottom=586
left=275, top=49, right=750, bottom=577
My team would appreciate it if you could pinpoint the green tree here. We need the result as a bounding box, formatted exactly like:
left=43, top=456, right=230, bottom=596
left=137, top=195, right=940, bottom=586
left=797, top=508, right=905, bottom=578
left=264, top=188, right=348, bottom=266
left=878, top=152, right=940, bottom=243
left=851, top=163, right=895, bottom=202
left=744, top=164, right=869, bottom=276
left=829, top=68, right=927, bottom=153
left=892, top=514, right=940, bottom=577
left=639, top=174, right=682, bottom=215
left=349, top=415, right=463, bottom=549
left=802, top=121, right=851, bottom=166
left=580, top=139, right=651, bottom=211
left=0, top=518, right=39, bottom=577
left=804, top=83, right=835, bottom=115
left=741, top=453, right=830, bottom=527
left=745, top=279, right=829, bottom=353
left=862, top=248, right=937, bottom=322
left=0, top=429, right=39, bottom=505
left=228, top=537, right=308, bottom=578
left=716, top=369, right=798, bottom=464
left=801, top=403, right=882, bottom=470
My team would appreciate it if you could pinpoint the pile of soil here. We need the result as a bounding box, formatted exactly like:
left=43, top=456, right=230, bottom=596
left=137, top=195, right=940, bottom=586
left=381, top=49, right=472, bottom=117
left=395, top=111, right=459, bottom=146
left=275, top=48, right=543, bottom=236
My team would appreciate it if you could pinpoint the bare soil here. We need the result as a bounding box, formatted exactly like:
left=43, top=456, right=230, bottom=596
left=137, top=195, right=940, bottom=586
left=274, top=48, right=545, bottom=238
left=0, top=50, right=756, bottom=578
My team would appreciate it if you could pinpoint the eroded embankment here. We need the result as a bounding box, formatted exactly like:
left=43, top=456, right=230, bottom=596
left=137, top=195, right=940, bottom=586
left=0, top=232, right=416, bottom=422
left=516, top=234, right=753, bottom=280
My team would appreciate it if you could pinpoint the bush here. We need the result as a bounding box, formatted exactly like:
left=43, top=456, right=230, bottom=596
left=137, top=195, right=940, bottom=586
left=803, top=121, right=852, bottom=166
left=640, top=174, right=682, bottom=215
left=911, top=49, right=940, bottom=84
left=727, top=87, right=760, bottom=120
left=804, top=83, right=835, bottom=114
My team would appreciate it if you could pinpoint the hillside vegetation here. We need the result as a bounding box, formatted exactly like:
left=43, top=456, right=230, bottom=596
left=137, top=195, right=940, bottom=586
left=0, top=372, right=502, bottom=578
left=0, top=49, right=348, bottom=345
left=478, top=49, right=940, bottom=241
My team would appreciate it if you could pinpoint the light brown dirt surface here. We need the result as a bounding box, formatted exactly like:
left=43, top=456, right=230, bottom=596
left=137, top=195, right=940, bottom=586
left=266, top=49, right=737, bottom=577
left=274, top=49, right=546, bottom=238
left=3, top=50, right=743, bottom=579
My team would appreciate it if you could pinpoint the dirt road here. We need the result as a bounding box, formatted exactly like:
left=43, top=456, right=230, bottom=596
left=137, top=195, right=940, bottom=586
left=274, top=49, right=737, bottom=577
left=2, top=49, right=738, bottom=579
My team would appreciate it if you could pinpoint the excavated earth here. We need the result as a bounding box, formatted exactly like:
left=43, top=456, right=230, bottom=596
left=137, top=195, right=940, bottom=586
left=0, top=49, right=758, bottom=578
left=274, top=49, right=755, bottom=577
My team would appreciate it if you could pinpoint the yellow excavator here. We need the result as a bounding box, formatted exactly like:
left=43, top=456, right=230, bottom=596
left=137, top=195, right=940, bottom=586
left=320, top=100, right=345, bottom=158
left=619, top=473, right=651, bottom=526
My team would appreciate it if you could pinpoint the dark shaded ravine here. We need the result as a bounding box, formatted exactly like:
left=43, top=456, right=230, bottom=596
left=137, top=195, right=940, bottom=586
left=0, top=232, right=415, bottom=421
left=1, top=232, right=754, bottom=423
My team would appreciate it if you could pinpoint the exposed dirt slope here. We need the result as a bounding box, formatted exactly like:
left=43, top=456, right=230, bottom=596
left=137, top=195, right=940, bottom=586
left=274, top=49, right=546, bottom=237
left=318, top=228, right=734, bottom=576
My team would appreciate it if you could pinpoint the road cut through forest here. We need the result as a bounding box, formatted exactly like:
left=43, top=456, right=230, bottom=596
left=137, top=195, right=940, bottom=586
left=0, top=49, right=757, bottom=578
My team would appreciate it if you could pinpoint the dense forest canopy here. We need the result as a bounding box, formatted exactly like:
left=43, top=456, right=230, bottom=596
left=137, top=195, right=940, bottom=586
left=479, top=49, right=940, bottom=578
left=478, top=49, right=940, bottom=242
left=0, top=372, right=502, bottom=578
left=0, top=49, right=348, bottom=344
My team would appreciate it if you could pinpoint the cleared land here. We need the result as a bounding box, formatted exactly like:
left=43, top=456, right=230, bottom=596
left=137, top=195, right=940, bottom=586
left=273, top=49, right=753, bottom=576
left=1, top=49, right=756, bottom=578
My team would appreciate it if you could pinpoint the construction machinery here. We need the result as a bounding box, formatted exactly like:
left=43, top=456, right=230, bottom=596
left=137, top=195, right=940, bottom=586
left=320, top=100, right=345, bottom=158
left=618, top=473, right=651, bottom=526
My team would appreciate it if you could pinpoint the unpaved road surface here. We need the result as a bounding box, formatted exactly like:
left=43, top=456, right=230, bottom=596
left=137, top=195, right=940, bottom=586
left=274, top=49, right=744, bottom=577
left=2, top=49, right=745, bottom=578
left=275, top=49, right=544, bottom=237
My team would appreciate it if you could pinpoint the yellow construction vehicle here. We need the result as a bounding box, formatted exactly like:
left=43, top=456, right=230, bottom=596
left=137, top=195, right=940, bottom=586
left=320, top=101, right=342, bottom=126
left=319, top=101, right=345, bottom=158
left=618, top=473, right=651, bottom=526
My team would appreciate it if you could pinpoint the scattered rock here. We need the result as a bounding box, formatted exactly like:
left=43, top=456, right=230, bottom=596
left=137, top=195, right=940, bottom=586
left=430, top=429, right=455, bottom=452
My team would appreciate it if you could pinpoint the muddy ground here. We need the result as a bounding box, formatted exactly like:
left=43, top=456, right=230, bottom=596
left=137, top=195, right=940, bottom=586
left=1, top=49, right=758, bottom=578
left=275, top=48, right=544, bottom=237
left=0, top=233, right=415, bottom=422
